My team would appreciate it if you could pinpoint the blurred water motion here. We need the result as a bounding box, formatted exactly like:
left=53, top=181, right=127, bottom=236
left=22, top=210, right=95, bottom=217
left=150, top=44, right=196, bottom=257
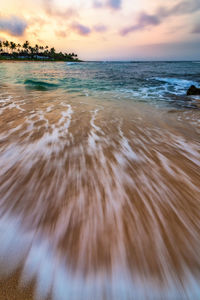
left=0, top=84, right=200, bottom=300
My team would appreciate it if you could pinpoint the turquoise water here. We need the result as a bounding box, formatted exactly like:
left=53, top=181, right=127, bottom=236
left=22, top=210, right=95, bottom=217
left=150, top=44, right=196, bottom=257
left=0, top=61, right=199, bottom=106
left=0, top=61, right=200, bottom=300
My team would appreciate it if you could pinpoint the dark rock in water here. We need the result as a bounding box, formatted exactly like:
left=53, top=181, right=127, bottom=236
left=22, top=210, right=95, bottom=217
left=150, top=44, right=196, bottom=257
left=187, top=85, right=200, bottom=95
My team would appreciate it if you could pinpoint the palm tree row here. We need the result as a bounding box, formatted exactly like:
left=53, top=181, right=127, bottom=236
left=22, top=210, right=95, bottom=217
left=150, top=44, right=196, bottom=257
left=0, top=40, right=79, bottom=61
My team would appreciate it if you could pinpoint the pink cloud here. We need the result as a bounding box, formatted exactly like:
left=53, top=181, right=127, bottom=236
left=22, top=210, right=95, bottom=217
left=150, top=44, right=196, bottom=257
left=121, top=0, right=200, bottom=35
left=71, top=23, right=91, bottom=36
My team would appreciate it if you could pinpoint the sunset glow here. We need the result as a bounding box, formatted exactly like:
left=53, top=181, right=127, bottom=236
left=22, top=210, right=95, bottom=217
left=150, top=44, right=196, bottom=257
left=0, top=0, right=200, bottom=60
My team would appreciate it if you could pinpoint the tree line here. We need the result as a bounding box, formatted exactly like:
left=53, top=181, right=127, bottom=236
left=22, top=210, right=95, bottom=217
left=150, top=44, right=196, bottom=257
left=0, top=40, right=79, bottom=61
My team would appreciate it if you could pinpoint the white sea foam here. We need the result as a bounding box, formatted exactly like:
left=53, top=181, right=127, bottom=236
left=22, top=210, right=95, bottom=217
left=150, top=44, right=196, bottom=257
left=1, top=212, right=200, bottom=300
left=154, top=77, right=199, bottom=95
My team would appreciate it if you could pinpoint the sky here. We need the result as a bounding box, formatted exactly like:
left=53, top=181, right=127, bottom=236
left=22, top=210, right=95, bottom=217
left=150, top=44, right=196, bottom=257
left=0, top=0, right=200, bottom=60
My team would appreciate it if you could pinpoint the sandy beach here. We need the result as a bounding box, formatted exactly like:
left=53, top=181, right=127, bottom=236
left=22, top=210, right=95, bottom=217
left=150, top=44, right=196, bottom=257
left=0, top=75, right=200, bottom=298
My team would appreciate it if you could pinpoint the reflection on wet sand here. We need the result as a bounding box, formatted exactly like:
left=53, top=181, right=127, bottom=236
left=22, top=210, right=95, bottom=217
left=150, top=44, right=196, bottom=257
left=0, top=86, right=200, bottom=300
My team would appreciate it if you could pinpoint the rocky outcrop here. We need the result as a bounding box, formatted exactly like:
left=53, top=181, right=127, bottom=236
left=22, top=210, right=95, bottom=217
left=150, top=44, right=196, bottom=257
left=187, top=85, right=200, bottom=96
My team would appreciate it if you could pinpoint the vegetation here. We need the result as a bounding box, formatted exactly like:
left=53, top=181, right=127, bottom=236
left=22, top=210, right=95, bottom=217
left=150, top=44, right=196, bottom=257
left=0, top=40, right=80, bottom=61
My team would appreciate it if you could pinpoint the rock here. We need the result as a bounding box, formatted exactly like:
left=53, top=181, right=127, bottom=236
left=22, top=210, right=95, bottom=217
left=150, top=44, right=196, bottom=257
left=187, top=85, right=200, bottom=96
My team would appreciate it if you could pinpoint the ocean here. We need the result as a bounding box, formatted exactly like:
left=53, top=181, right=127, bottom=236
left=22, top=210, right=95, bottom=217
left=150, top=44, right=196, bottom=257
left=0, top=61, right=200, bottom=106
left=0, top=61, right=200, bottom=300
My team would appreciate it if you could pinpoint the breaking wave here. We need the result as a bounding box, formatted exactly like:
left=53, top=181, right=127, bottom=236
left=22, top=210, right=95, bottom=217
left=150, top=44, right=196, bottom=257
left=24, top=79, right=59, bottom=91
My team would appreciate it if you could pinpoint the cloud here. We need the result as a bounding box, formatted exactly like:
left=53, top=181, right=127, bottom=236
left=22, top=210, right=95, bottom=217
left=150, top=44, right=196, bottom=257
left=107, top=0, right=121, bottom=9
left=55, top=30, right=67, bottom=38
left=37, top=39, right=45, bottom=44
left=156, top=0, right=200, bottom=18
left=43, top=0, right=77, bottom=19
left=93, top=0, right=103, bottom=8
left=121, top=12, right=160, bottom=35
left=71, top=23, right=91, bottom=35
left=94, top=25, right=108, bottom=32
left=0, top=16, right=27, bottom=36
left=192, top=23, right=200, bottom=33
left=29, top=17, right=47, bottom=27
left=94, top=0, right=122, bottom=10
left=121, top=0, right=200, bottom=35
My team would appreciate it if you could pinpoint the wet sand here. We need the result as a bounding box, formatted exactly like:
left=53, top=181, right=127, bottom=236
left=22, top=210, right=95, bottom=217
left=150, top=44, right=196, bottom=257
left=0, top=271, right=34, bottom=300
left=0, top=85, right=200, bottom=300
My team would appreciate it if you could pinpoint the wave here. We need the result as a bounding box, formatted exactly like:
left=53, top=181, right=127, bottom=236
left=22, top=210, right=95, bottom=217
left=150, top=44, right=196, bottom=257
left=152, top=77, right=200, bottom=99
left=66, top=62, right=77, bottom=65
left=24, top=79, right=59, bottom=91
left=154, top=77, right=198, bottom=87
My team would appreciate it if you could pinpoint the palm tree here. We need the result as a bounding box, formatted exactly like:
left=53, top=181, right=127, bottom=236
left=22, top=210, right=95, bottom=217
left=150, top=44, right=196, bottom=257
left=10, top=42, right=16, bottom=54
left=50, top=47, right=55, bottom=57
left=3, top=41, right=9, bottom=53
left=34, top=44, right=39, bottom=55
left=17, top=43, right=21, bottom=53
left=28, top=46, right=35, bottom=57
left=39, top=46, right=44, bottom=53
left=0, top=41, right=2, bottom=52
left=23, top=41, right=29, bottom=54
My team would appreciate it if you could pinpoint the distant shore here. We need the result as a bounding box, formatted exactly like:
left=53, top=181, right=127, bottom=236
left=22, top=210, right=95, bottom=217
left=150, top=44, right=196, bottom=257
left=0, top=59, right=82, bottom=62
left=0, top=40, right=81, bottom=63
